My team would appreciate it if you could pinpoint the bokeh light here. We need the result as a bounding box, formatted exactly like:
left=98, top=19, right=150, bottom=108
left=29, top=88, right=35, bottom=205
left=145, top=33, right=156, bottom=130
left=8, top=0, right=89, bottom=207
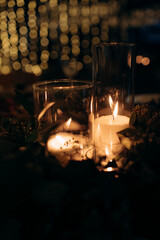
left=0, top=0, right=159, bottom=76
left=142, top=57, right=150, bottom=66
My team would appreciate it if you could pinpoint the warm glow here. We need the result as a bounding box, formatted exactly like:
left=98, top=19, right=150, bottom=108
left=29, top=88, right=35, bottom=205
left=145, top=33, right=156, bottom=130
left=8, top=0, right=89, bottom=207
left=13, top=61, right=21, bottom=70
left=72, top=46, right=80, bottom=56
left=40, top=61, right=48, bottom=70
left=28, top=1, right=36, bottom=9
left=70, top=24, right=78, bottom=35
left=80, top=144, right=83, bottom=150
left=113, top=102, right=118, bottom=119
left=1, top=65, right=11, bottom=75
left=69, top=6, right=78, bottom=17
left=32, top=65, right=42, bottom=76
left=17, top=0, right=25, bottom=7
left=8, top=1, right=15, bottom=8
left=109, top=95, right=113, bottom=110
left=29, top=51, right=37, bottom=61
left=0, top=1, right=156, bottom=76
left=65, top=118, right=72, bottom=130
left=41, top=50, right=49, bottom=61
left=19, top=26, right=28, bottom=35
left=91, top=14, right=99, bottom=24
left=49, top=0, right=58, bottom=8
left=59, top=3, right=67, bottom=12
left=29, top=30, right=37, bottom=39
left=109, top=95, right=118, bottom=119
left=136, top=56, right=150, bottom=66
left=105, top=146, right=109, bottom=156
left=105, top=142, right=113, bottom=157
left=71, top=35, right=79, bottom=45
left=56, top=135, right=66, bottom=146
left=62, top=46, right=70, bottom=55
left=21, top=58, right=29, bottom=66
left=40, top=37, right=49, bottom=47
left=90, top=95, right=93, bottom=114
left=25, top=64, right=32, bottom=73
left=142, top=57, right=150, bottom=66
left=61, top=54, right=69, bottom=61
left=38, top=5, right=46, bottom=14
left=60, top=34, right=69, bottom=45
left=92, top=36, right=100, bottom=45
left=97, top=123, right=100, bottom=133
left=77, top=61, right=83, bottom=71
left=83, top=55, right=91, bottom=64
left=136, top=55, right=143, bottom=64
left=105, top=167, right=114, bottom=172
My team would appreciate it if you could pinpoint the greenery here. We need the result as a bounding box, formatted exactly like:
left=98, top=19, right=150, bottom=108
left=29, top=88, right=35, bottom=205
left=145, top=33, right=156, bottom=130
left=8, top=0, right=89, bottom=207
left=1, top=91, right=160, bottom=172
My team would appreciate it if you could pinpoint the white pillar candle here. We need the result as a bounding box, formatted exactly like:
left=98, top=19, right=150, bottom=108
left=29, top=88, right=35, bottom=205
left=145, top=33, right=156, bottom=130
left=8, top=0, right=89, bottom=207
left=94, top=115, right=129, bottom=146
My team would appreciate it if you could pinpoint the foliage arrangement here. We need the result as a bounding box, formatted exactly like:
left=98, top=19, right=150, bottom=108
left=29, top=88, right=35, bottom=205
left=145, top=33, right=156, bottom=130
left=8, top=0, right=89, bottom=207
left=1, top=90, right=160, bottom=171
left=115, top=104, right=160, bottom=174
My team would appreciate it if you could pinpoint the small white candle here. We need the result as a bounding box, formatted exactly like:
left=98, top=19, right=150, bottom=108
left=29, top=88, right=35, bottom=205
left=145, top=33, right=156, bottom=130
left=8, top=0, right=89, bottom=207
left=47, top=132, right=91, bottom=161
left=55, top=118, right=85, bottom=132
left=47, top=132, right=81, bottom=153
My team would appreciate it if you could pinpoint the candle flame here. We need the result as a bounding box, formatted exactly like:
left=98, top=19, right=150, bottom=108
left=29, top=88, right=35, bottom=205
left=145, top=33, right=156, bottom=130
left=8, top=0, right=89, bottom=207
left=65, top=118, right=72, bottom=130
left=109, top=95, right=119, bottom=120
left=113, top=101, right=118, bottom=119
left=106, top=167, right=114, bottom=172
left=109, top=95, right=113, bottom=110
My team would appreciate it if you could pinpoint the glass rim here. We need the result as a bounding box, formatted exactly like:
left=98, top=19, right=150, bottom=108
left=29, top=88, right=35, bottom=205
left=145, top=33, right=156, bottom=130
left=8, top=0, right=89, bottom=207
left=32, top=79, right=93, bottom=91
left=93, top=42, right=136, bottom=48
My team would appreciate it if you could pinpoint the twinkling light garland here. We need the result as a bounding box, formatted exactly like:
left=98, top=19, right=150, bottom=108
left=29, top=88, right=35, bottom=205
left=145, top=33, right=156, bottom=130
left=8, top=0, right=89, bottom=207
left=0, top=0, right=159, bottom=76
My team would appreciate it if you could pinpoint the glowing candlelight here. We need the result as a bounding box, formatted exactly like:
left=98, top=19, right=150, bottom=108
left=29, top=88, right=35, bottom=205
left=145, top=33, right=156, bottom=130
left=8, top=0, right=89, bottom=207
left=63, top=117, right=72, bottom=130
left=105, top=142, right=113, bottom=157
left=55, top=117, right=84, bottom=132
left=113, top=101, right=118, bottom=120
left=94, top=96, right=129, bottom=146
left=105, top=167, right=114, bottom=172
left=109, top=95, right=114, bottom=112
left=47, top=132, right=76, bottom=153
left=47, top=118, right=91, bottom=162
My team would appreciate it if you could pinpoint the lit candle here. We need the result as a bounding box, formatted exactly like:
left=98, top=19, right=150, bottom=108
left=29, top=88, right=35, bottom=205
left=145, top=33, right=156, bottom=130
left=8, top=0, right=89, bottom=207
left=55, top=118, right=85, bottom=132
left=94, top=97, right=129, bottom=146
left=46, top=118, right=91, bottom=162
left=47, top=132, right=90, bottom=161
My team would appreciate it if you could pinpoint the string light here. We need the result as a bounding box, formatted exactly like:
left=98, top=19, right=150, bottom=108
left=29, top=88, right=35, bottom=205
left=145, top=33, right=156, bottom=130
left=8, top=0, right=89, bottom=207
left=0, top=0, right=159, bottom=75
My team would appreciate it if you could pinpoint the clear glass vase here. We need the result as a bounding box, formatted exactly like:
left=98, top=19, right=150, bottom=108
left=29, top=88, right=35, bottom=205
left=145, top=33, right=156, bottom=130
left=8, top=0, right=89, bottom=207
left=92, top=42, right=135, bottom=170
left=33, top=79, right=93, bottom=164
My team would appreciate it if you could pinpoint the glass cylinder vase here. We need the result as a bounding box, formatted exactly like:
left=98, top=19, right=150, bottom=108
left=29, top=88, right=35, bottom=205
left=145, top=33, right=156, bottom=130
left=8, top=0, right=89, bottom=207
left=33, top=79, right=93, bottom=164
left=92, top=43, right=135, bottom=170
